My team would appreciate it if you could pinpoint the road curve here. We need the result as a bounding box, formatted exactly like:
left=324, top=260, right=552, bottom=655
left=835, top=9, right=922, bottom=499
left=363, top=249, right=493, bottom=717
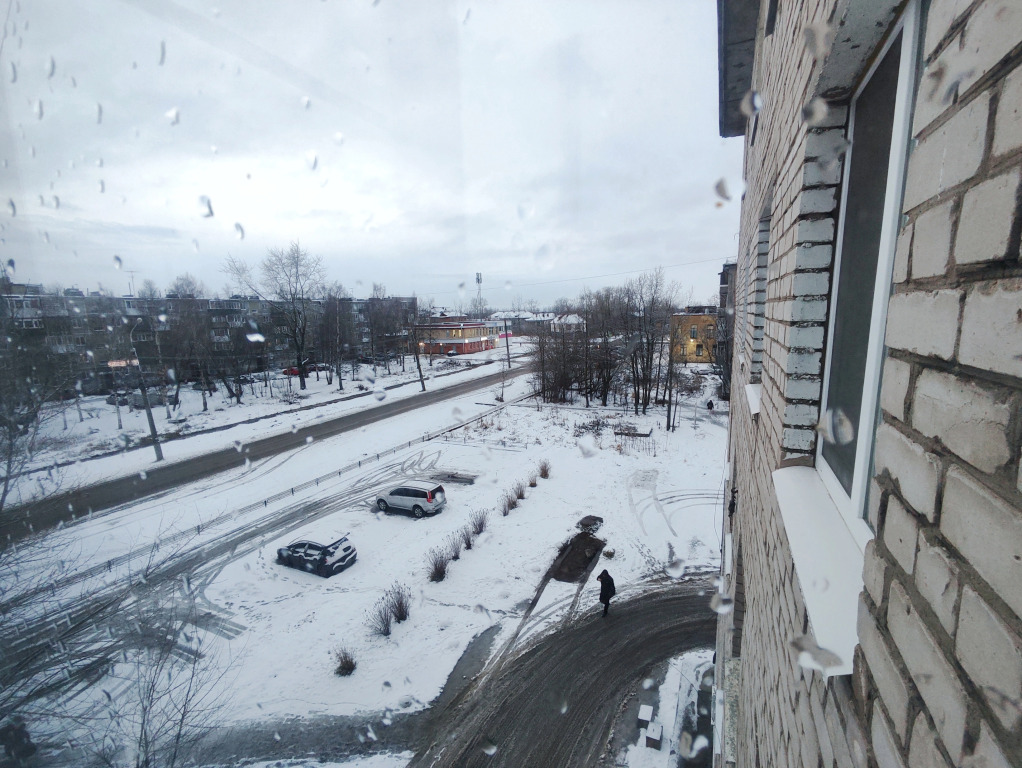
left=3, top=367, right=526, bottom=543
left=409, top=580, right=715, bottom=768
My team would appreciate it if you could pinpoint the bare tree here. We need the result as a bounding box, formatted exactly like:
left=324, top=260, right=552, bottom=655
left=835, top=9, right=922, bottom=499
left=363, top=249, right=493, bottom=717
left=224, top=242, right=325, bottom=391
left=166, top=274, right=205, bottom=298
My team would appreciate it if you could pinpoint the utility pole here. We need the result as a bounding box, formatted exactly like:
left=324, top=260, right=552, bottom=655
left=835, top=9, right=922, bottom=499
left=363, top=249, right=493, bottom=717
left=503, top=318, right=512, bottom=369
left=131, top=319, right=164, bottom=462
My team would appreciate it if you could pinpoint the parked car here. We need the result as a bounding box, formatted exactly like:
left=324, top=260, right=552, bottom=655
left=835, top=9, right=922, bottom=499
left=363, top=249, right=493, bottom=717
left=375, top=481, right=447, bottom=518
left=446, top=349, right=458, bottom=357
left=276, top=535, right=357, bottom=577
left=307, top=362, right=331, bottom=372
left=105, top=392, right=130, bottom=406
left=282, top=366, right=300, bottom=376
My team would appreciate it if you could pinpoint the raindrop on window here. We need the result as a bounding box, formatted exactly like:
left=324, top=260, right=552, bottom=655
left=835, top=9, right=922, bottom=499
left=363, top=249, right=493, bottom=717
left=504, top=280, right=512, bottom=291
left=159, top=40, right=166, bottom=66
left=5, top=258, right=15, bottom=276
left=803, top=21, right=834, bottom=61
left=451, top=406, right=462, bottom=419
left=739, top=89, right=762, bottom=117
left=333, top=131, right=345, bottom=145
left=374, top=388, right=387, bottom=402
left=198, top=196, right=214, bottom=217
left=167, top=368, right=176, bottom=382
left=680, top=732, right=710, bottom=759
left=8, top=62, right=15, bottom=83
left=361, top=371, right=376, bottom=385
left=305, top=151, right=318, bottom=171
left=665, top=558, right=686, bottom=578
left=165, top=107, right=180, bottom=125
left=113, top=255, right=122, bottom=270
left=290, top=424, right=299, bottom=434
left=46, top=55, right=55, bottom=79
left=816, top=408, right=854, bottom=445
left=802, top=97, right=829, bottom=126
left=98, top=180, right=105, bottom=193
left=246, top=331, right=265, bottom=343
left=709, top=593, right=734, bottom=614
left=96, top=103, right=103, bottom=124
left=234, top=222, right=245, bottom=239
left=210, top=145, right=218, bottom=154
left=191, top=239, right=199, bottom=252
left=33, top=99, right=43, bottom=120
left=480, top=737, right=498, bottom=756
left=96, top=157, right=103, bottom=167
left=713, top=178, right=731, bottom=201
left=272, top=731, right=281, bottom=742
left=305, top=435, right=314, bottom=444
left=642, top=678, right=655, bottom=690
left=790, top=635, right=843, bottom=671
left=52, top=195, right=59, bottom=209
left=457, top=282, right=466, bottom=298
left=301, top=96, right=311, bottom=109
left=157, top=313, right=168, bottom=322
left=6, top=200, right=14, bottom=217
left=814, top=134, right=850, bottom=170
left=138, top=470, right=147, bottom=480
left=576, top=434, right=598, bottom=457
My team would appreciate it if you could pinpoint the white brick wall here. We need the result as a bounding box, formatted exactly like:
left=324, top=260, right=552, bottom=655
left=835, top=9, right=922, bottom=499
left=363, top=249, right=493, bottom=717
left=883, top=495, right=919, bottom=575
left=955, top=586, right=1022, bottom=729
left=874, top=424, right=941, bottom=520
left=958, top=279, right=1022, bottom=379
left=910, top=201, right=954, bottom=278
left=993, top=65, right=1022, bottom=156
left=954, top=168, right=1022, bottom=265
left=885, top=290, right=960, bottom=360
left=914, top=535, right=960, bottom=635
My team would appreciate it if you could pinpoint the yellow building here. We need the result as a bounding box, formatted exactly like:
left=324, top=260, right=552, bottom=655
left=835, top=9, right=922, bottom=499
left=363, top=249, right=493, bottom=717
left=670, top=305, right=718, bottom=363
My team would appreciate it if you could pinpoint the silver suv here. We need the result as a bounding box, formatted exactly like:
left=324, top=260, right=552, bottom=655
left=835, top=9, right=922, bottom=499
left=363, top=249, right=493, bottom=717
left=376, top=481, right=447, bottom=518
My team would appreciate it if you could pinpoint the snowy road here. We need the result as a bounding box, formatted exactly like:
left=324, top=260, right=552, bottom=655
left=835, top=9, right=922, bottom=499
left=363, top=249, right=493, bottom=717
left=4, top=366, right=527, bottom=542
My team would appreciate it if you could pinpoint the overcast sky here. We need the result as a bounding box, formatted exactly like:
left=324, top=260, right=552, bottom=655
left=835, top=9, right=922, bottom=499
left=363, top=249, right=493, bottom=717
left=1, top=0, right=743, bottom=309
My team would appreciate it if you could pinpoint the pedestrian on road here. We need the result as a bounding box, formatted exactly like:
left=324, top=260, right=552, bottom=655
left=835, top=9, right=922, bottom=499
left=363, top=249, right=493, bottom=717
left=597, top=569, right=616, bottom=617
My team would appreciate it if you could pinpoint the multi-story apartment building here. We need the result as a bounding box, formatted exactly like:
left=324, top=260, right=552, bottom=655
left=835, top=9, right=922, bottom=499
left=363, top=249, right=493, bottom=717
left=715, top=1, right=1022, bottom=767
left=671, top=305, right=719, bottom=363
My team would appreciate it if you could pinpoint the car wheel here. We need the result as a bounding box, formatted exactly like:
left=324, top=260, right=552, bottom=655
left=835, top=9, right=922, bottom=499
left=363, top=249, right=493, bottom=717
left=377, top=499, right=389, bottom=513
left=276, top=551, right=286, bottom=564
left=412, top=505, right=425, bottom=519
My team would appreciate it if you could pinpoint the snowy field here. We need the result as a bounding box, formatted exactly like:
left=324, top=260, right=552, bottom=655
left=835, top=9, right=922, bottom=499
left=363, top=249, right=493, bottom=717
left=17, top=345, right=527, bottom=506
left=14, top=370, right=727, bottom=767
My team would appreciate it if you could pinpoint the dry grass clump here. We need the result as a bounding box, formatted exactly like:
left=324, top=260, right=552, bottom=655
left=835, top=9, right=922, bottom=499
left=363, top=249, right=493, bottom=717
left=469, top=509, right=488, bottom=535
left=426, top=547, right=450, bottom=582
left=385, top=582, right=411, bottom=623
left=366, top=599, right=393, bottom=637
left=333, top=646, right=356, bottom=676
left=513, top=480, right=526, bottom=500
left=528, top=473, right=538, bottom=488
left=459, top=525, right=474, bottom=550
left=538, top=459, right=551, bottom=479
left=446, top=533, right=463, bottom=561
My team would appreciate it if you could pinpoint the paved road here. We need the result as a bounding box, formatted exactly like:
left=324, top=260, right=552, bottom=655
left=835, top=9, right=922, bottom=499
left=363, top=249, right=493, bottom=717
left=408, top=580, right=715, bottom=768
left=2, top=367, right=525, bottom=543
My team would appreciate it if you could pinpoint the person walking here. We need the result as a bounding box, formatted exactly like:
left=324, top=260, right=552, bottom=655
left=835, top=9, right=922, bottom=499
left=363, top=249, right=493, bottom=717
left=597, top=569, right=616, bottom=617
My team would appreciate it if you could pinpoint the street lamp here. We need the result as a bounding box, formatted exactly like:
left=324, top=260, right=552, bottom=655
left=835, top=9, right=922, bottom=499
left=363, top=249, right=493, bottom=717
left=130, top=318, right=164, bottom=462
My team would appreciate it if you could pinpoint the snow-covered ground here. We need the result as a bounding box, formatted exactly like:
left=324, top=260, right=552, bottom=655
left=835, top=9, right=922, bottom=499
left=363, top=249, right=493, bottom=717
left=16, top=367, right=728, bottom=767
left=18, top=345, right=527, bottom=507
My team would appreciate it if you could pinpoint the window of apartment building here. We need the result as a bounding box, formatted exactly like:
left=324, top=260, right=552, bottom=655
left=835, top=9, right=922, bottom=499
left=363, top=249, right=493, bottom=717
left=690, top=325, right=698, bottom=339
left=818, top=2, right=919, bottom=530
left=696, top=344, right=704, bottom=357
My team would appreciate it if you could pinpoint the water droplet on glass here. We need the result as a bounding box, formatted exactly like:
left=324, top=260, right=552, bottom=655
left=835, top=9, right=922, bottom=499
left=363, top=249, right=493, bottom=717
left=290, top=424, right=299, bottom=434
left=96, top=103, right=103, bottom=124
left=451, top=406, right=463, bottom=419
left=47, top=55, right=55, bottom=78
left=305, top=151, right=318, bottom=171
left=246, top=332, right=265, bottom=343
left=273, top=731, right=281, bottom=742
left=790, top=635, right=843, bottom=671
left=301, top=96, right=311, bottom=109
left=665, top=558, right=686, bottom=578
left=802, top=97, right=829, bottom=126
left=210, top=145, right=218, bottom=155
left=333, top=131, right=345, bottom=145
left=739, top=89, right=762, bottom=117
left=159, top=40, right=166, bottom=65
left=709, top=593, right=734, bottom=614
left=98, top=180, right=105, bottom=193
left=305, top=435, right=314, bottom=444
left=33, top=99, right=43, bottom=120
left=361, top=371, right=376, bottom=385
left=112, top=255, right=123, bottom=270
left=814, top=134, right=851, bottom=170
left=52, top=195, right=59, bottom=209
left=480, top=737, right=498, bottom=756
left=198, top=196, right=214, bottom=217
left=138, top=470, right=147, bottom=480
left=234, top=222, right=245, bottom=239
left=803, top=21, right=834, bottom=61
left=642, top=678, right=655, bottom=690
left=8, top=62, right=15, bottom=83
left=5, top=259, right=15, bottom=276
left=576, top=435, right=598, bottom=458
left=6, top=200, right=14, bottom=217
left=680, top=732, right=710, bottom=759
left=816, top=408, right=854, bottom=445
left=191, top=239, right=199, bottom=252
left=713, top=178, right=732, bottom=201
left=165, top=107, right=180, bottom=125
left=457, top=282, right=466, bottom=298
left=374, top=388, right=387, bottom=402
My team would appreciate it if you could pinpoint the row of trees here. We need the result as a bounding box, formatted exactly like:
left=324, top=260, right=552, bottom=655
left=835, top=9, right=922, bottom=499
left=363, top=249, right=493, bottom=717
left=532, top=269, right=728, bottom=425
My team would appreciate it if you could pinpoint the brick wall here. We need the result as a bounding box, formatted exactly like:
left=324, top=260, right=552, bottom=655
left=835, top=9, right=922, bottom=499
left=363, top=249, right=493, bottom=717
left=717, top=0, right=1022, bottom=767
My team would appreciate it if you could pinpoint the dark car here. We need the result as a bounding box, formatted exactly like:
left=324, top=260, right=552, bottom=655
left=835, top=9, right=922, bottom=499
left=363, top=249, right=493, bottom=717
left=276, top=536, right=357, bottom=577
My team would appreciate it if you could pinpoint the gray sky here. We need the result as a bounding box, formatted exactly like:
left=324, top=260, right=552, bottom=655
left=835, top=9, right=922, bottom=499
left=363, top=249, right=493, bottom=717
left=1, top=0, right=743, bottom=308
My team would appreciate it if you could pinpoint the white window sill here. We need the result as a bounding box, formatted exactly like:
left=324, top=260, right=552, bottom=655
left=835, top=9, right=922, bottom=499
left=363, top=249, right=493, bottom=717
left=744, top=383, right=762, bottom=417
left=772, top=466, right=870, bottom=677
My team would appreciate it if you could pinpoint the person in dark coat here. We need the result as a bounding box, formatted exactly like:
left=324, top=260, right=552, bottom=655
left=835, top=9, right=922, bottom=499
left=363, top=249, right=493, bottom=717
left=707, top=400, right=714, bottom=411
left=597, top=569, right=616, bottom=617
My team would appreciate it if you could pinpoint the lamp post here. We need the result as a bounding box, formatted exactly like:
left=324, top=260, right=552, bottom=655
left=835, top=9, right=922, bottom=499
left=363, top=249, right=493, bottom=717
left=131, top=318, right=164, bottom=462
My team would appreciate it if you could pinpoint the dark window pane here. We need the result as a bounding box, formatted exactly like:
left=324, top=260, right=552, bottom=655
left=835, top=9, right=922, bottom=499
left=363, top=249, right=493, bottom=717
left=822, top=32, right=903, bottom=494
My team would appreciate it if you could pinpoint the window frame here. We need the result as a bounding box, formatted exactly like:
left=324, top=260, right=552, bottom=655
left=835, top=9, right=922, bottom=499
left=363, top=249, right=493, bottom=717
left=816, top=0, right=919, bottom=548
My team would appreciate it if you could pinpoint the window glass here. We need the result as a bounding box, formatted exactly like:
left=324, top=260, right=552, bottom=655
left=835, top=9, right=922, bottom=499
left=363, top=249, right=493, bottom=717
left=821, top=33, right=903, bottom=494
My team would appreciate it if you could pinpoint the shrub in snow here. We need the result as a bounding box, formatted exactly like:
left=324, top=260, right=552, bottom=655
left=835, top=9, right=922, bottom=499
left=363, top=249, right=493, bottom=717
left=366, top=599, right=393, bottom=637
left=333, top=646, right=357, bottom=676
left=446, top=533, right=462, bottom=561
left=538, top=459, right=551, bottom=479
left=469, top=509, right=488, bottom=535
left=504, top=491, right=519, bottom=512
left=386, top=583, right=411, bottom=623
left=426, top=547, right=449, bottom=582
left=459, top=525, right=474, bottom=550
left=513, top=480, right=526, bottom=500
left=528, top=473, right=538, bottom=488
